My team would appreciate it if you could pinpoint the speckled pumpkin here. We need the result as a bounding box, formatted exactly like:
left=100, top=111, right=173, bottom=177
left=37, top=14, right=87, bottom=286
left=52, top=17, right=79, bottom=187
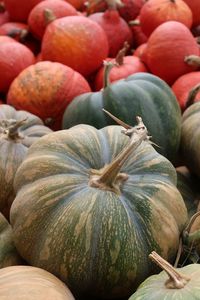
left=0, top=104, right=52, bottom=219
left=10, top=120, right=187, bottom=299
left=0, top=265, right=75, bottom=300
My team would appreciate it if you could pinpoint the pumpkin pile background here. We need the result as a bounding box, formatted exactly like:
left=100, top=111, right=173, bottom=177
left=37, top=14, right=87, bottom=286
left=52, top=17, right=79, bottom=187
left=1, top=0, right=200, bottom=299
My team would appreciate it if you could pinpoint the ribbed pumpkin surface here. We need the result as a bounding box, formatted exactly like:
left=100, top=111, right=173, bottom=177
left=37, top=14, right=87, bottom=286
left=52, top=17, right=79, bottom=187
left=10, top=125, right=187, bottom=299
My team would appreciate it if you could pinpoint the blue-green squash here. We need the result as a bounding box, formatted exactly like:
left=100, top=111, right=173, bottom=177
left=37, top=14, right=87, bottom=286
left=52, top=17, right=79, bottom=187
left=10, top=117, right=187, bottom=299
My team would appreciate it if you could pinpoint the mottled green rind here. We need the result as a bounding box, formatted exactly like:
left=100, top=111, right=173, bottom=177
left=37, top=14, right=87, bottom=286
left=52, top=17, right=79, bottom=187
left=10, top=125, right=187, bottom=299
left=181, top=102, right=200, bottom=178
left=63, top=72, right=181, bottom=162
left=0, top=213, right=22, bottom=268
left=129, top=264, right=200, bottom=300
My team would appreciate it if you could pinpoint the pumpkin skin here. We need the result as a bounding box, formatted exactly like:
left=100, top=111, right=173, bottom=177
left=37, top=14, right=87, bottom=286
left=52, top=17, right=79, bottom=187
left=172, top=72, right=200, bottom=111
left=28, top=0, right=78, bottom=40
left=118, top=0, right=144, bottom=22
left=183, top=0, right=200, bottom=26
left=129, top=261, right=200, bottom=300
left=0, top=104, right=52, bottom=219
left=0, top=37, right=35, bottom=93
left=7, top=61, right=91, bottom=130
left=10, top=123, right=187, bottom=299
left=0, top=213, right=22, bottom=268
left=143, top=21, right=200, bottom=85
left=0, top=10, right=10, bottom=26
left=180, top=102, right=200, bottom=178
left=62, top=72, right=181, bottom=163
left=0, top=265, right=75, bottom=300
left=139, top=0, right=193, bottom=37
left=88, top=10, right=133, bottom=58
left=41, top=16, right=109, bottom=77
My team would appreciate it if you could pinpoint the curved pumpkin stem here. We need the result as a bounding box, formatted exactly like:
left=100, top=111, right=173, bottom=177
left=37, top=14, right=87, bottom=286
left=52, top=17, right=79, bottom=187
left=89, top=111, right=150, bottom=194
left=115, top=41, right=129, bottom=66
left=185, top=83, right=200, bottom=109
left=102, top=60, right=117, bottom=89
left=149, top=251, right=190, bottom=289
left=0, top=118, right=27, bottom=140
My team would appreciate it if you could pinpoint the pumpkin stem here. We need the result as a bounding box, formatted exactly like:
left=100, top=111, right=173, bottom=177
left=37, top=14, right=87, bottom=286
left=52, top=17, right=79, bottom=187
left=103, top=60, right=117, bottom=89
left=89, top=112, right=149, bottom=193
left=115, top=41, right=129, bottom=65
left=0, top=118, right=27, bottom=140
left=129, top=19, right=140, bottom=26
left=184, top=55, right=200, bottom=67
left=149, top=251, right=190, bottom=289
left=185, top=83, right=200, bottom=109
left=43, top=8, right=57, bottom=25
left=183, top=211, right=200, bottom=246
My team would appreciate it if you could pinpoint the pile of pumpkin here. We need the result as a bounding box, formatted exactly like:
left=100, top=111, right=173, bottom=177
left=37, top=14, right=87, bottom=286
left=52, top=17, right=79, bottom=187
left=1, top=0, right=200, bottom=299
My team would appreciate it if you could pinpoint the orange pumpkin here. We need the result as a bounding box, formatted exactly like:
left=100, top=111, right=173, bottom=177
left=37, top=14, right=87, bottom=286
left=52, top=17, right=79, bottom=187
left=183, top=0, right=200, bottom=26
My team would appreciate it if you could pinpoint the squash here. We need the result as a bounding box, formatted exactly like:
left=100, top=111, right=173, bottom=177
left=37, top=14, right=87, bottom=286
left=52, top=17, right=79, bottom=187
left=62, top=71, right=181, bottom=163
left=180, top=102, right=200, bottom=178
left=0, top=265, right=75, bottom=300
left=0, top=213, right=22, bottom=268
left=129, top=251, right=200, bottom=300
left=0, top=104, right=52, bottom=219
left=183, top=0, right=200, bottom=26
left=10, top=115, right=187, bottom=299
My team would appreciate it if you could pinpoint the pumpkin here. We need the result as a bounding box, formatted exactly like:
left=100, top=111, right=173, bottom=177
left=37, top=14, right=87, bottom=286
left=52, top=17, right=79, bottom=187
left=0, top=22, right=28, bottom=42
left=88, top=9, right=133, bottom=57
left=28, top=0, right=78, bottom=40
left=143, top=21, right=200, bottom=85
left=94, top=43, right=147, bottom=91
left=129, top=16, right=148, bottom=48
left=176, top=166, right=200, bottom=218
left=0, top=265, right=75, bottom=300
left=7, top=61, right=91, bottom=130
left=118, top=0, right=144, bottom=22
left=62, top=71, right=181, bottom=163
left=0, top=37, right=35, bottom=93
left=172, top=72, right=200, bottom=111
left=3, top=0, right=43, bottom=22
left=183, top=0, right=200, bottom=26
left=0, top=9, right=9, bottom=26
left=139, top=0, right=193, bottom=37
left=10, top=116, right=187, bottom=299
left=0, top=213, right=22, bottom=268
left=129, top=251, right=200, bottom=300
left=0, top=104, right=52, bottom=219
left=41, top=16, right=109, bottom=77
left=180, top=101, right=200, bottom=178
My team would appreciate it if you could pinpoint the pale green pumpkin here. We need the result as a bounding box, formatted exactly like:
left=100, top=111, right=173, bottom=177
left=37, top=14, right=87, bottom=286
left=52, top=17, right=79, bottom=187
left=10, top=117, right=187, bottom=299
left=129, top=251, right=200, bottom=300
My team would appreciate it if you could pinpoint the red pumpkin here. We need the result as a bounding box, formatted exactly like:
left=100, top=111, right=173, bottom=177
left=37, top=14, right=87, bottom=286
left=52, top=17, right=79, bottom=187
left=183, top=0, right=200, bottom=27
left=28, top=0, right=78, bottom=40
left=118, top=0, right=144, bottom=22
left=133, top=43, right=147, bottom=59
left=143, top=21, right=200, bottom=85
left=88, top=9, right=133, bottom=57
left=3, top=0, right=43, bottom=22
left=172, top=72, right=200, bottom=111
left=139, top=0, right=193, bottom=37
left=0, top=10, right=9, bottom=26
left=7, top=61, right=91, bottom=130
left=0, top=38, right=35, bottom=93
left=41, top=16, right=109, bottom=77
left=130, top=16, right=148, bottom=48
left=0, top=22, right=28, bottom=42
left=94, top=55, right=147, bottom=91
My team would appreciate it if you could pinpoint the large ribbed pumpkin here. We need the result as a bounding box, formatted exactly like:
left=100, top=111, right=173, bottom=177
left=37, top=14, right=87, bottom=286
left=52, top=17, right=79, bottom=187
left=10, top=120, right=187, bottom=299
left=0, top=104, right=52, bottom=219
left=180, top=102, right=200, bottom=178
left=0, top=265, right=75, bottom=300
left=0, top=213, right=22, bottom=268
left=62, top=72, right=181, bottom=163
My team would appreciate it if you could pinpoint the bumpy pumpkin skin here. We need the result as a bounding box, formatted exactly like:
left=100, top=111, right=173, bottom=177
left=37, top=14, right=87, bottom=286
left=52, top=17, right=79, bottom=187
left=0, top=104, right=52, bottom=218
left=129, top=264, right=200, bottom=300
left=0, top=265, right=75, bottom=300
left=62, top=72, right=181, bottom=163
left=10, top=124, right=187, bottom=299
left=180, top=102, right=200, bottom=178
left=0, top=213, right=22, bottom=268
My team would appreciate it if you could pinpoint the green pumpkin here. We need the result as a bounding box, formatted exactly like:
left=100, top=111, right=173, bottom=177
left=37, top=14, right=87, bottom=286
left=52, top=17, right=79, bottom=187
left=10, top=118, right=187, bottom=299
left=181, top=102, right=200, bottom=178
left=0, top=213, right=22, bottom=268
left=62, top=72, right=181, bottom=163
left=129, top=251, right=200, bottom=300
left=0, top=104, right=52, bottom=219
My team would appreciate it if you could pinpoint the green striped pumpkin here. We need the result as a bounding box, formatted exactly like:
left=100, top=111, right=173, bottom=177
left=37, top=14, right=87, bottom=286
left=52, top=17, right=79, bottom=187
left=62, top=72, right=181, bottom=163
left=10, top=122, right=187, bottom=299
left=181, top=102, right=200, bottom=178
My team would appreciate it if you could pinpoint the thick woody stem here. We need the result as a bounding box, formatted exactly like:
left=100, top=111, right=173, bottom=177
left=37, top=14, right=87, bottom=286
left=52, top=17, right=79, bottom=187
left=103, top=60, right=117, bottom=89
left=115, top=41, right=129, bottom=65
left=149, top=251, right=190, bottom=289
